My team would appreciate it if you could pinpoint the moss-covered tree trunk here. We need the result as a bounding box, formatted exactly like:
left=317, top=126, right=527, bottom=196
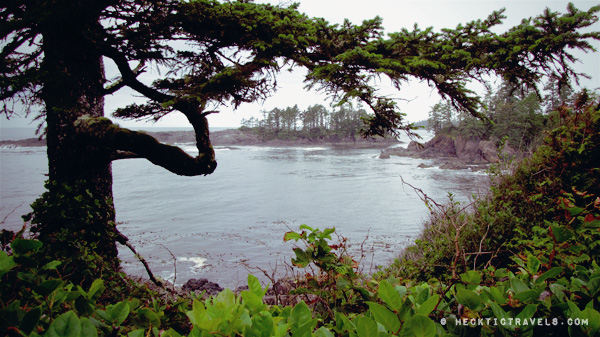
left=32, top=6, right=121, bottom=281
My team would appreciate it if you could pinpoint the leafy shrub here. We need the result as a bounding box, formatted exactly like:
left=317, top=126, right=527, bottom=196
left=386, top=98, right=600, bottom=283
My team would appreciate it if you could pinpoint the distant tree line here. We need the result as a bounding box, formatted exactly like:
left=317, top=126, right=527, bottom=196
left=426, top=80, right=584, bottom=150
left=240, top=104, right=372, bottom=141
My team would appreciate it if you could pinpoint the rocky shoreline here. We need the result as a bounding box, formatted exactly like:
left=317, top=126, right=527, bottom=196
left=379, top=134, right=519, bottom=171
left=133, top=275, right=317, bottom=306
left=1, top=129, right=520, bottom=171
left=0, top=128, right=398, bottom=148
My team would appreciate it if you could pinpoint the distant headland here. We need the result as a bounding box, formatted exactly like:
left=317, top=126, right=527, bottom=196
left=0, top=128, right=399, bottom=148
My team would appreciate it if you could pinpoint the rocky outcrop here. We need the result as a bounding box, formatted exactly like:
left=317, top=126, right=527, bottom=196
left=439, top=160, right=469, bottom=170
left=417, top=135, right=456, bottom=158
left=182, top=278, right=224, bottom=296
left=379, top=134, right=520, bottom=169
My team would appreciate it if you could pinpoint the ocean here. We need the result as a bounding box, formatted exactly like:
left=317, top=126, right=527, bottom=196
left=0, top=127, right=489, bottom=288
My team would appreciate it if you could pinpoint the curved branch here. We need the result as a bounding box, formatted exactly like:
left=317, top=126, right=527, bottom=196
left=75, top=116, right=217, bottom=176
left=104, top=62, right=147, bottom=95
left=101, top=44, right=174, bottom=103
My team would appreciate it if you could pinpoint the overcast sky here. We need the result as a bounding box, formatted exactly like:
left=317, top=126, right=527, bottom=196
left=2, top=0, right=599, bottom=130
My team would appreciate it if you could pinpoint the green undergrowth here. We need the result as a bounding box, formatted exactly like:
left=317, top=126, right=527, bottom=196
left=2, top=100, right=600, bottom=336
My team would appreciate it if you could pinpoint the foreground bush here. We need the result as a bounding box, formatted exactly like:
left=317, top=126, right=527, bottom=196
left=2, top=221, right=600, bottom=336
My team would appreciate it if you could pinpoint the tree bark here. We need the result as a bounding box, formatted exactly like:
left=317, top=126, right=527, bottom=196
left=36, top=6, right=120, bottom=270
left=74, top=114, right=217, bottom=177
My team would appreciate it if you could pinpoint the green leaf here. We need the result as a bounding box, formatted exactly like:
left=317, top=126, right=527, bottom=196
left=516, top=304, right=538, bottom=320
left=299, top=224, right=314, bottom=231
left=355, top=316, right=379, bottom=337
left=535, top=267, right=564, bottom=284
left=318, top=228, right=335, bottom=240
left=514, top=288, right=543, bottom=302
left=292, top=248, right=310, bottom=268
left=527, top=255, right=541, bottom=274
left=138, top=308, right=161, bottom=327
left=0, top=251, right=17, bottom=277
left=215, top=288, right=236, bottom=306
left=460, top=270, right=482, bottom=284
left=241, top=290, right=265, bottom=312
left=249, top=311, right=274, bottom=337
left=80, top=317, right=98, bottom=337
left=417, top=294, right=439, bottom=315
left=401, top=314, right=436, bottom=337
left=378, top=280, right=402, bottom=311
left=161, top=329, right=183, bottom=337
left=187, top=300, right=206, bottom=326
left=43, top=260, right=62, bottom=270
left=11, top=239, right=43, bottom=255
left=87, top=279, right=105, bottom=300
left=47, top=311, right=81, bottom=337
left=75, top=297, right=94, bottom=316
left=579, top=307, right=600, bottom=335
left=35, top=279, right=63, bottom=297
left=248, top=274, right=266, bottom=298
left=568, top=206, right=585, bottom=217
left=292, top=321, right=315, bottom=337
left=584, top=219, right=600, bottom=229
left=290, top=301, right=313, bottom=331
left=367, top=301, right=400, bottom=333
left=335, top=311, right=355, bottom=333
left=314, top=327, right=335, bottom=337
left=489, top=302, right=508, bottom=320
left=128, top=329, right=145, bottom=337
left=284, top=231, right=302, bottom=242
left=510, top=276, right=530, bottom=294
left=487, top=286, right=508, bottom=305
left=20, top=306, right=42, bottom=335
left=551, top=225, right=573, bottom=243
left=456, top=288, right=482, bottom=311
left=106, top=301, right=130, bottom=326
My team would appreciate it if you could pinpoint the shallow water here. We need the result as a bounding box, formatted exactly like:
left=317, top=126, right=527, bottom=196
left=0, top=136, right=489, bottom=288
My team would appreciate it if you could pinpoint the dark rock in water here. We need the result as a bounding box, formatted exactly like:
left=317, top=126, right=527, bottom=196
left=417, top=163, right=432, bottom=169
left=379, top=146, right=412, bottom=158
left=182, top=278, right=223, bottom=296
left=420, top=135, right=456, bottom=158
left=407, top=141, right=424, bottom=152
left=379, top=133, right=522, bottom=166
left=440, top=160, right=468, bottom=170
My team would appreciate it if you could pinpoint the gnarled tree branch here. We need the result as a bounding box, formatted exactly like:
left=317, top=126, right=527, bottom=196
left=74, top=116, right=217, bottom=176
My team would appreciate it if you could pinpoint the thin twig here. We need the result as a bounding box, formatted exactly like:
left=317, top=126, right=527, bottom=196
left=400, top=175, right=442, bottom=209
left=159, top=244, right=177, bottom=293
left=123, top=241, right=163, bottom=287
left=0, top=202, right=26, bottom=225
left=114, top=230, right=163, bottom=287
left=474, top=221, right=492, bottom=269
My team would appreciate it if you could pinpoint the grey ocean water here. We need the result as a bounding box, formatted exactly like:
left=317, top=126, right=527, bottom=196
left=0, top=128, right=489, bottom=287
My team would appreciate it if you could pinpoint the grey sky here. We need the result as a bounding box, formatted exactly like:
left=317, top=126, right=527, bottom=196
left=2, top=0, right=599, bottom=129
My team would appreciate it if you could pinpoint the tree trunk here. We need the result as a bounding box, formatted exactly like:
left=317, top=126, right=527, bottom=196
left=34, top=10, right=121, bottom=279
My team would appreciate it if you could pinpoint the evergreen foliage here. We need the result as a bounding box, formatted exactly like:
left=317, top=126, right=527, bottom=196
left=240, top=104, right=372, bottom=141
left=425, top=80, right=583, bottom=151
